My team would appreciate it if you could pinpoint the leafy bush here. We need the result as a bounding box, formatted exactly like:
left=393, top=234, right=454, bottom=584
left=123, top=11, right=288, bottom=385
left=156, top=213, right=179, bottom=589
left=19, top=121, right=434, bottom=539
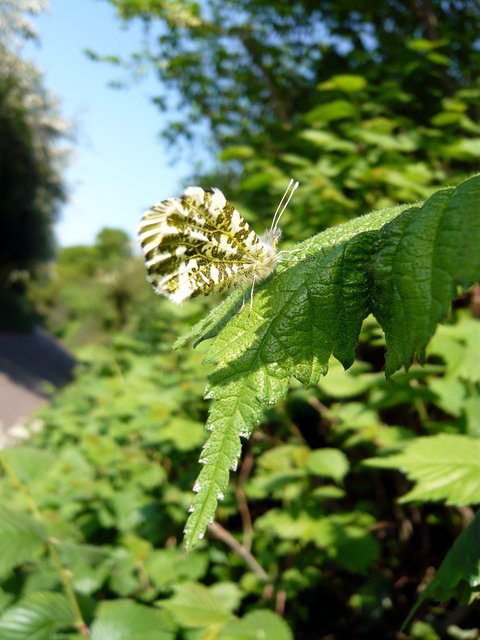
left=0, top=175, right=479, bottom=638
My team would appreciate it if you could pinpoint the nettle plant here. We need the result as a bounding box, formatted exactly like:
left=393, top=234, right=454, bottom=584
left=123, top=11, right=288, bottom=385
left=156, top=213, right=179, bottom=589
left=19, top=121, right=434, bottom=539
left=179, top=174, right=480, bottom=555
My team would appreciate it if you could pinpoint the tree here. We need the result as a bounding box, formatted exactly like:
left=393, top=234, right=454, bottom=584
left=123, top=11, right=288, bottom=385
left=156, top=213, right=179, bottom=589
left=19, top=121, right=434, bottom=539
left=0, top=0, right=68, bottom=306
left=102, top=0, right=480, bottom=155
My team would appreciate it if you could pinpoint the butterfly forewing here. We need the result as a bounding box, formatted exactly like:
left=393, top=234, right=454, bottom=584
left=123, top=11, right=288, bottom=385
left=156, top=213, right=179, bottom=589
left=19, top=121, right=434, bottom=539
left=138, top=187, right=269, bottom=303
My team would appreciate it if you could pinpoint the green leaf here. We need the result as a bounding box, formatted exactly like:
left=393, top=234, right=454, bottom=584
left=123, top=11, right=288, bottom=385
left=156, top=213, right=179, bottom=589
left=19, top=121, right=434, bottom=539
left=0, top=592, right=74, bottom=640
left=441, top=139, right=480, bottom=160
left=144, top=548, right=208, bottom=588
left=305, top=99, right=357, bottom=123
left=160, top=582, right=235, bottom=628
left=364, top=434, right=480, bottom=505
left=220, top=145, right=254, bottom=161
left=317, top=74, right=367, bottom=93
left=182, top=175, right=480, bottom=548
left=219, top=610, right=294, bottom=640
left=90, top=599, right=175, bottom=640
left=256, top=510, right=379, bottom=573
left=421, top=510, right=480, bottom=604
left=404, top=510, right=480, bottom=628
left=305, top=448, right=349, bottom=483
left=0, top=506, right=48, bottom=577
left=372, top=174, right=480, bottom=375
left=299, top=129, right=357, bottom=153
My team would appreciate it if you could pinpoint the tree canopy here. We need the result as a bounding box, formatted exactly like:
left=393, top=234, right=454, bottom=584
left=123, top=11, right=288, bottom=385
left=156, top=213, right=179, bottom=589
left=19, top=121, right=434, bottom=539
left=105, top=0, right=480, bottom=155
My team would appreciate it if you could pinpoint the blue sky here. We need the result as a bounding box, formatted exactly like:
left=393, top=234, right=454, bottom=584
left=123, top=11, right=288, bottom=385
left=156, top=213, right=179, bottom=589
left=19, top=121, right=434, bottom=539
left=27, top=0, right=192, bottom=247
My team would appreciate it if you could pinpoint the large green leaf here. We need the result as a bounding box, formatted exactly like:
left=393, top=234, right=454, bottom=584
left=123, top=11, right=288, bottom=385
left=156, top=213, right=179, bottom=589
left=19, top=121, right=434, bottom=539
left=0, top=592, right=74, bottom=640
left=372, top=174, right=480, bottom=375
left=0, top=506, right=48, bottom=577
left=364, top=434, right=480, bottom=505
left=181, top=175, right=480, bottom=549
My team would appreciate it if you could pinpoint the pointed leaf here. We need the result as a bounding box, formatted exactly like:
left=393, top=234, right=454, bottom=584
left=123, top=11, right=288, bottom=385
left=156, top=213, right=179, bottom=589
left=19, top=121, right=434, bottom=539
left=364, top=434, right=480, bottom=505
left=372, top=174, right=480, bottom=375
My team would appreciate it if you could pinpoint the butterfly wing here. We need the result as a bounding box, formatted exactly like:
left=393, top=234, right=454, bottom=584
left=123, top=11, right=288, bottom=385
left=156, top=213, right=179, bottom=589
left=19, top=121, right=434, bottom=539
left=137, top=187, right=267, bottom=302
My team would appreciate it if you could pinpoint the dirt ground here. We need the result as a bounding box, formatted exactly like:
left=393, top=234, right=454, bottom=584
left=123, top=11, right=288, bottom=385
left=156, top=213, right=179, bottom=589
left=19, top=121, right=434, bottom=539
left=0, top=328, right=75, bottom=446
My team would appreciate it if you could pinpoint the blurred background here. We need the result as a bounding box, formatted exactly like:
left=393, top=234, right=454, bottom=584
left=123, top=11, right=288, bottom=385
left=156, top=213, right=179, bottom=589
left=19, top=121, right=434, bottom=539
left=0, top=1, right=479, bottom=638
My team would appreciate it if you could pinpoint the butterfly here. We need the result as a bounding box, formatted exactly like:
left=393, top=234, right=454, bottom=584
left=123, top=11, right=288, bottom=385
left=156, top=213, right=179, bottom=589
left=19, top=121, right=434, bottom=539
left=137, top=179, right=299, bottom=314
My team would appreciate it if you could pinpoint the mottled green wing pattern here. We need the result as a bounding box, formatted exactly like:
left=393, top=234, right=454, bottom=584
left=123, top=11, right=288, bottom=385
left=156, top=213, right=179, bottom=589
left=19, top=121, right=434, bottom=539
left=137, top=187, right=272, bottom=302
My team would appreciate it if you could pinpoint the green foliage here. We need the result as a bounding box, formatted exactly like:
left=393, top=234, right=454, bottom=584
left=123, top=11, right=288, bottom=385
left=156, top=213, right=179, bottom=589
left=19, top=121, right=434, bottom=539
left=0, top=2, right=68, bottom=329
left=105, top=1, right=480, bottom=160
left=1, top=290, right=479, bottom=636
left=31, top=228, right=144, bottom=346
left=3, top=2, right=480, bottom=637
left=364, top=434, right=480, bottom=505
left=183, top=174, right=480, bottom=550
left=416, top=511, right=480, bottom=606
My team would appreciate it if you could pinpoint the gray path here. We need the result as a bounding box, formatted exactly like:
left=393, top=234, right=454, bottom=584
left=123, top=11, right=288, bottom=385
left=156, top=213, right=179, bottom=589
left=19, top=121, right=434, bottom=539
left=0, top=328, right=75, bottom=441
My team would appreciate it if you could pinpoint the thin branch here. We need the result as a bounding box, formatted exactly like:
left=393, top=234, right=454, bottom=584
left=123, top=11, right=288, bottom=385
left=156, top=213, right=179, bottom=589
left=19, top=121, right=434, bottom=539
left=208, top=521, right=269, bottom=581
left=235, top=449, right=255, bottom=552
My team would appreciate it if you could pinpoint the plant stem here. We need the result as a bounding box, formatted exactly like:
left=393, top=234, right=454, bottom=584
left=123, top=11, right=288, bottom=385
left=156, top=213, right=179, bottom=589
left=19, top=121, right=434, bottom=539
left=208, top=521, right=269, bottom=581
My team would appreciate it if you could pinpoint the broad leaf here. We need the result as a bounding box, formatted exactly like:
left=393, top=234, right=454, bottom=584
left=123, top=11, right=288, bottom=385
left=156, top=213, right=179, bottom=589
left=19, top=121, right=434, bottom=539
left=90, top=600, right=175, bottom=640
left=160, top=582, right=236, bottom=628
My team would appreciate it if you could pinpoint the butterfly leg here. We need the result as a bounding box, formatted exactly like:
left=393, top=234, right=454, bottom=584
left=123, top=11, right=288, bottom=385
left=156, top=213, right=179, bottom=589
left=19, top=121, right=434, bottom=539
left=237, top=288, right=246, bottom=314
left=248, top=275, right=256, bottom=316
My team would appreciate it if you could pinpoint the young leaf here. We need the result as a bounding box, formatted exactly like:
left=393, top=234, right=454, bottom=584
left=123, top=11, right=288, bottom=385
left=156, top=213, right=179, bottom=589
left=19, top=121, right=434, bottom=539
left=363, top=434, right=480, bottom=505
left=0, top=592, right=74, bottom=640
left=182, top=175, right=480, bottom=549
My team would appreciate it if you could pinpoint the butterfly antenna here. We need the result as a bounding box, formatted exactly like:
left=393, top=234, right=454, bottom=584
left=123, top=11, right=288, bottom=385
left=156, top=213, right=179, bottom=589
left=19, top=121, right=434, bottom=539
left=270, top=178, right=294, bottom=233
left=271, top=179, right=299, bottom=234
